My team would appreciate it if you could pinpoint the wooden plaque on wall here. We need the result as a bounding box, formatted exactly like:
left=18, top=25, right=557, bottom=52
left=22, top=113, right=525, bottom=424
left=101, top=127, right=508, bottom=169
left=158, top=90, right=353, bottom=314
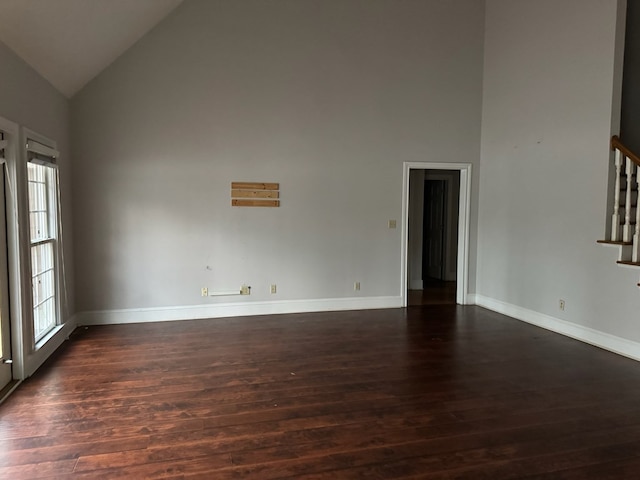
left=231, top=182, right=280, bottom=207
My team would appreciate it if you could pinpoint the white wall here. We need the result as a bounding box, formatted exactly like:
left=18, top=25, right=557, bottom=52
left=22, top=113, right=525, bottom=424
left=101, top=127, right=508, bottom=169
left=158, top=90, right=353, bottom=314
left=71, top=0, right=485, bottom=318
left=477, top=1, right=640, bottom=345
left=0, top=40, right=75, bottom=376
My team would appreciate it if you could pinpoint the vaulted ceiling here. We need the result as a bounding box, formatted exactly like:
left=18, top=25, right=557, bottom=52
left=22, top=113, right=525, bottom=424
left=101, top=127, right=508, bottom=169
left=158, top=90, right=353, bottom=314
left=0, top=0, right=184, bottom=98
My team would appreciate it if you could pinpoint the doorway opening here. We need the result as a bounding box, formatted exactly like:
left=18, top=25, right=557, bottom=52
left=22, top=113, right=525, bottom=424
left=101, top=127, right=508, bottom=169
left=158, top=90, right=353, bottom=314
left=401, top=162, right=471, bottom=307
left=410, top=171, right=459, bottom=305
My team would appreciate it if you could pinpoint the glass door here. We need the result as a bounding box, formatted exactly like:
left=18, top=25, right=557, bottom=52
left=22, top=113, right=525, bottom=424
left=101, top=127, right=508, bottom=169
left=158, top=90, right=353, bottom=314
left=0, top=166, right=13, bottom=390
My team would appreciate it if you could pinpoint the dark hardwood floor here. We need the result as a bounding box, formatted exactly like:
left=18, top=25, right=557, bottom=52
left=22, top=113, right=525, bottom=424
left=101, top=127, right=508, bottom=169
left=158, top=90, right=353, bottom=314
left=2, top=305, right=640, bottom=479
left=408, top=279, right=456, bottom=306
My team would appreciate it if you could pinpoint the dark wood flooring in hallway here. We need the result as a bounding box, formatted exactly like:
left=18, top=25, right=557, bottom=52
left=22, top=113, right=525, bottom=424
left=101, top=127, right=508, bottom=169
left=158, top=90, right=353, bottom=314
left=408, top=279, right=457, bottom=306
left=2, top=305, right=640, bottom=479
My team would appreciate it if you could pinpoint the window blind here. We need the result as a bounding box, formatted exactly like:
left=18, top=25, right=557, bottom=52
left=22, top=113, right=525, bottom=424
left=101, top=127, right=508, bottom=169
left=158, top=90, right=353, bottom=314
left=26, top=139, right=58, bottom=164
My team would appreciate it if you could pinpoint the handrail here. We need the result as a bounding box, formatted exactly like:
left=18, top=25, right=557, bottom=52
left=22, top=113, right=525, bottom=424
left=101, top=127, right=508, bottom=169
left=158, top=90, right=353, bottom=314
left=612, top=135, right=640, bottom=167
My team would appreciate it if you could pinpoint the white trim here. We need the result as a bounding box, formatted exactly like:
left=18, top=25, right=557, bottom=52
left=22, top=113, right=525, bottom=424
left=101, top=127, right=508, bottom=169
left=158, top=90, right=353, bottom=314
left=24, top=317, right=75, bottom=378
left=0, top=117, right=18, bottom=135
left=0, top=380, right=21, bottom=405
left=19, top=127, right=71, bottom=378
left=466, top=293, right=479, bottom=304
left=0, top=119, right=73, bottom=382
left=401, top=162, right=472, bottom=307
left=0, top=116, right=25, bottom=381
left=457, top=166, right=471, bottom=303
left=474, top=294, right=640, bottom=362
left=76, top=296, right=403, bottom=326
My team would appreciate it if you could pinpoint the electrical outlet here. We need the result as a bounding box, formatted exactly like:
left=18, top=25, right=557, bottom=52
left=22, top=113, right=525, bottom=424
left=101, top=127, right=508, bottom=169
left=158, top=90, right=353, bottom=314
left=559, top=299, right=565, bottom=311
left=270, top=284, right=277, bottom=294
left=354, top=281, right=360, bottom=291
left=240, top=285, right=251, bottom=295
left=388, top=220, right=397, bottom=229
left=201, top=287, right=208, bottom=297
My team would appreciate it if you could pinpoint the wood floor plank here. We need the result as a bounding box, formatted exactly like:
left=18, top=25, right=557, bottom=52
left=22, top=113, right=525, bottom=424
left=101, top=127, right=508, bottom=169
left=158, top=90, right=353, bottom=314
left=2, top=305, right=640, bottom=478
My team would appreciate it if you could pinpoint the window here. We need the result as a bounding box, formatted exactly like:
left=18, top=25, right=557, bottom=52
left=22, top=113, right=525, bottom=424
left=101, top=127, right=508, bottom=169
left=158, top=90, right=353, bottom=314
left=27, top=157, right=58, bottom=342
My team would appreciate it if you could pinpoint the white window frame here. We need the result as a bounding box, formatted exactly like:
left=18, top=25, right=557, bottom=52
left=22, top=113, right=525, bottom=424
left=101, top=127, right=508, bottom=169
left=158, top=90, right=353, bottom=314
left=0, top=119, right=73, bottom=384
left=28, top=161, right=59, bottom=342
left=22, top=129, right=63, bottom=350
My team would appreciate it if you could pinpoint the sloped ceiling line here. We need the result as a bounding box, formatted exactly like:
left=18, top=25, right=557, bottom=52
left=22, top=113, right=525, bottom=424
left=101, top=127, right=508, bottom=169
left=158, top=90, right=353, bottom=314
left=0, top=0, right=184, bottom=98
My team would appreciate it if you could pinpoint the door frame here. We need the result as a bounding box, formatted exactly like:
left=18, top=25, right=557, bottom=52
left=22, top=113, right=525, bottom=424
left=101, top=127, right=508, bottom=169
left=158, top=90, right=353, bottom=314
left=0, top=167, right=12, bottom=391
left=0, top=115, right=24, bottom=398
left=401, top=162, right=472, bottom=306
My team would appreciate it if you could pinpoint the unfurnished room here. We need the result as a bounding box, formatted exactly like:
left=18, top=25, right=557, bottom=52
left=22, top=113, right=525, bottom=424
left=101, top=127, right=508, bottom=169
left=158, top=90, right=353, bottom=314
left=1, top=0, right=640, bottom=478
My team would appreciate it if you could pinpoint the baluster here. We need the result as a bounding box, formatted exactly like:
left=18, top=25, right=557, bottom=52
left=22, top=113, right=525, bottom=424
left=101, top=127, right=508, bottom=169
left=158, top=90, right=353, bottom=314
left=623, top=156, right=634, bottom=243
left=612, top=149, right=622, bottom=241
left=634, top=164, right=640, bottom=262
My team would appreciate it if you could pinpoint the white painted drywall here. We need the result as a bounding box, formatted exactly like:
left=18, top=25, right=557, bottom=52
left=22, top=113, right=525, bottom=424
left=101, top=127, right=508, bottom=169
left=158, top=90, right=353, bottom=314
left=0, top=40, right=75, bottom=377
left=0, top=0, right=184, bottom=98
left=71, top=0, right=485, bottom=312
left=447, top=172, right=460, bottom=281
left=0, top=43, right=69, bottom=160
left=478, top=1, right=640, bottom=341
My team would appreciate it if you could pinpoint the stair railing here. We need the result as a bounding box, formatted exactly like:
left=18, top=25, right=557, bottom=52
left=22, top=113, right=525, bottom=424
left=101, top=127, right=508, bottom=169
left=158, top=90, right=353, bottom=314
left=611, top=136, right=640, bottom=261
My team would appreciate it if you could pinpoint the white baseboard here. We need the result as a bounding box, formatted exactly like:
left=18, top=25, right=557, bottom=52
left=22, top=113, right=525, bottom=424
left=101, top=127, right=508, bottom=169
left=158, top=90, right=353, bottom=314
left=473, top=294, right=640, bottom=362
left=76, top=296, right=403, bottom=326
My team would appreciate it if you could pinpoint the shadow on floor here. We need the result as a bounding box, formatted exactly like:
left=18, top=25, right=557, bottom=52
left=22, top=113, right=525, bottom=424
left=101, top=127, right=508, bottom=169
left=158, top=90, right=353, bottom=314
left=408, top=279, right=456, bottom=306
